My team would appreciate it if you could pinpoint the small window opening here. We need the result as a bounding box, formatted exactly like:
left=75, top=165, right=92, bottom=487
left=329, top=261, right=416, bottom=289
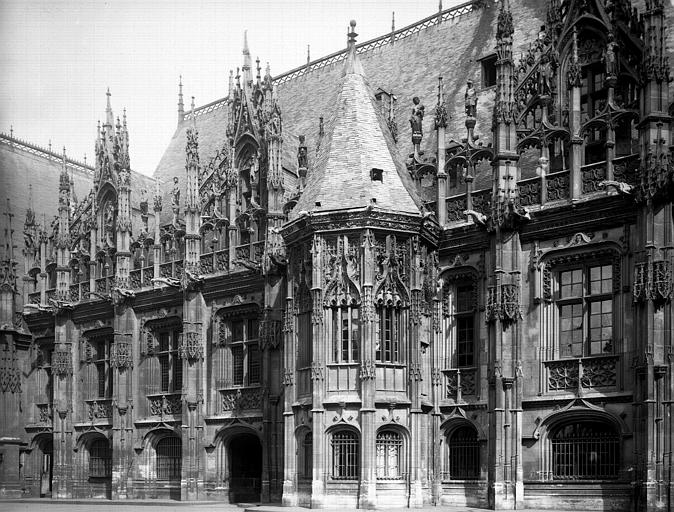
left=481, top=55, right=497, bottom=88
left=371, top=168, right=383, bottom=182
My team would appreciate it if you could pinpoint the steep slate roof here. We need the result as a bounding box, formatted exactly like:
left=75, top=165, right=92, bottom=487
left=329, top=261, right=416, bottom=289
left=0, top=134, right=155, bottom=273
left=153, top=1, right=548, bottom=193
left=153, top=0, right=674, bottom=197
left=293, top=30, right=421, bottom=216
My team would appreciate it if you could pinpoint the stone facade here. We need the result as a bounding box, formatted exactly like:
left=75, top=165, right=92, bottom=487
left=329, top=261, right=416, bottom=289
left=0, top=0, right=673, bottom=510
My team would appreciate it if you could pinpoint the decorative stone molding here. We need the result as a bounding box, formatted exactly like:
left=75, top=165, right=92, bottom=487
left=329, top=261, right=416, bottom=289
left=359, top=360, right=376, bottom=380
left=52, top=345, right=72, bottom=376
left=221, top=387, right=262, bottom=411
left=408, top=362, right=422, bottom=381
left=179, top=332, right=203, bottom=360
left=310, top=362, right=324, bottom=381
left=111, top=338, right=133, bottom=370
left=148, top=393, right=182, bottom=416
left=486, top=283, right=521, bottom=322
left=0, top=344, right=21, bottom=393
left=282, top=369, right=294, bottom=386
left=634, top=259, right=672, bottom=304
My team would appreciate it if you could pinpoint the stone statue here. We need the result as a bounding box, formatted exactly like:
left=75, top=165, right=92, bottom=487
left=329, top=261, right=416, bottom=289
left=139, top=188, right=149, bottom=216
left=297, top=136, right=308, bottom=169
left=464, top=80, right=477, bottom=117
left=409, top=97, right=425, bottom=136
left=538, top=55, right=552, bottom=96
left=603, top=37, right=618, bottom=78
left=104, top=201, right=115, bottom=247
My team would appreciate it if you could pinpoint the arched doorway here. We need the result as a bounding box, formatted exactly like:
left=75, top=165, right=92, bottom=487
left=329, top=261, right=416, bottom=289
left=39, top=437, right=53, bottom=497
left=228, top=433, right=262, bottom=503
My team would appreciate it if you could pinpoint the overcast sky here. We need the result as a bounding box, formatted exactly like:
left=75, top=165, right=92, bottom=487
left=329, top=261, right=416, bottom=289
left=0, top=0, right=464, bottom=176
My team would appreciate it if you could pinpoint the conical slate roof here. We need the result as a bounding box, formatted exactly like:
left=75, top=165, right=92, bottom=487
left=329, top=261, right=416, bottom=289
left=292, top=24, right=422, bottom=217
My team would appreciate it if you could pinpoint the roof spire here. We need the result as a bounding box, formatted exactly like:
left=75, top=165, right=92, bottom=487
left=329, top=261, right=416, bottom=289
left=242, top=30, right=252, bottom=84
left=344, top=20, right=364, bottom=76
left=390, top=12, right=395, bottom=44
left=3, top=198, right=16, bottom=263
left=178, top=75, right=185, bottom=122
left=191, top=96, right=196, bottom=131
left=105, top=88, right=113, bottom=128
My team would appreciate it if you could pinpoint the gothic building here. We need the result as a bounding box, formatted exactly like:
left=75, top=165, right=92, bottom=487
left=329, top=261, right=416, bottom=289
left=0, top=0, right=673, bottom=510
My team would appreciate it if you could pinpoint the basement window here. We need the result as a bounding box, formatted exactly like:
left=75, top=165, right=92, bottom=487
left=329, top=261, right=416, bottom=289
left=371, top=168, right=383, bottom=182
left=481, top=54, right=497, bottom=88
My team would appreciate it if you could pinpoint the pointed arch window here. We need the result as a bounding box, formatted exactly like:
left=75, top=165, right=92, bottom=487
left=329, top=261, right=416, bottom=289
left=331, top=429, right=359, bottom=480
left=377, top=306, right=401, bottom=363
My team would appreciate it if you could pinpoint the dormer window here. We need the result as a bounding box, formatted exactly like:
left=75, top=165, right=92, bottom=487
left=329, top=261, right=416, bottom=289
left=371, top=168, right=383, bottom=182
left=481, top=54, right=497, bottom=88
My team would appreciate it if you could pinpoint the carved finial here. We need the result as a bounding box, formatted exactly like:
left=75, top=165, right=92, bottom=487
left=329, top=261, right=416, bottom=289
left=256, top=56, right=261, bottom=82
left=228, top=69, right=234, bottom=98
left=306, top=45, right=311, bottom=65
left=391, top=11, right=395, bottom=33
left=191, top=96, right=196, bottom=130
left=9, top=125, right=12, bottom=138
left=348, top=20, right=357, bottom=46
left=178, top=74, right=184, bottom=121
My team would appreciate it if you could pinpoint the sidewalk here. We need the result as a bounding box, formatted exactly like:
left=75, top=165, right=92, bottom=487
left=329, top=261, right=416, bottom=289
left=0, top=500, right=598, bottom=512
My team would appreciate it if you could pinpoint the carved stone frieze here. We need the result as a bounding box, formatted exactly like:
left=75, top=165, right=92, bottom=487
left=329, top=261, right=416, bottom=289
left=111, top=339, right=133, bottom=370
left=179, top=332, right=203, bottom=360
left=52, top=345, right=72, bottom=376
left=634, top=259, right=673, bottom=304
left=359, top=360, right=376, bottom=380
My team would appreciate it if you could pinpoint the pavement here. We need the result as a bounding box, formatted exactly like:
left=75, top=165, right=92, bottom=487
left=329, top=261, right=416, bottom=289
left=0, top=501, right=598, bottom=512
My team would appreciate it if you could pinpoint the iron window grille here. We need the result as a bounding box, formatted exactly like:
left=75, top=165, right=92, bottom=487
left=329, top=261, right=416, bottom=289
left=331, top=430, right=359, bottom=480
left=447, top=426, right=480, bottom=480
left=377, top=307, right=401, bottom=363
left=89, top=438, right=112, bottom=478
left=156, top=329, right=182, bottom=393
left=156, top=436, right=182, bottom=480
left=332, top=306, right=360, bottom=363
left=551, top=422, right=620, bottom=480
left=557, top=263, right=613, bottom=358
left=376, top=430, right=403, bottom=479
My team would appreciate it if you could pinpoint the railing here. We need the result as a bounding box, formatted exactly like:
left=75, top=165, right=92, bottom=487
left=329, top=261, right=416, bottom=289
left=46, top=289, right=56, bottom=302
left=518, top=175, right=542, bottom=206
left=28, top=292, right=40, bottom=304
left=545, top=354, right=619, bottom=391
left=613, top=153, right=639, bottom=186
left=95, top=277, right=108, bottom=294
left=581, top=161, right=607, bottom=194
left=142, top=266, right=154, bottom=287
left=147, top=393, right=182, bottom=417
left=221, top=387, right=262, bottom=412
left=444, top=368, right=478, bottom=400
left=80, top=281, right=90, bottom=300
left=85, top=399, right=113, bottom=420
left=0, top=132, right=93, bottom=174
left=129, top=269, right=141, bottom=290
left=199, top=253, right=214, bottom=274
left=545, top=170, right=570, bottom=201
left=215, top=249, right=229, bottom=271
left=447, top=194, right=468, bottom=222
left=235, top=244, right=250, bottom=261
left=159, top=262, right=172, bottom=278
left=69, top=284, right=79, bottom=302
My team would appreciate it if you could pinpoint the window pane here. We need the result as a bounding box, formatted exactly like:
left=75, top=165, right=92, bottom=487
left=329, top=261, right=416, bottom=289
left=332, top=431, right=359, bottom=479
left=456, top=285, right=473, bottom=312
left=232, top=321, right=244, bottom=342
left=589, top=300, right=612, bottom=354
left=247, top=345, right=261, bottom=385
left=247, top=319, right=259, bottom=341
left=341, top=314, right=349, bottom=362
left=351, top=308, right=360, bottom=362
left=552, top=422, right=619, bottom=479
left=97, top=362, right=106, bottom=398
left=89, top=439, right=112, bottom=478
left=560, top=270, right=583, bottom=298
left=159, top=333, right=169, bottom=352
left=172, top=354, right=182, bottom=391
left=457, top=316, right=474, bottom=367
left=232, top=346, right=244, bottom=386
left=156, top=437, right=182, bottom=480
left=590, top=264, right=613, bottom=295
left=159, top=355, right=170, bottom=392
left=560, top=303, right=584, bottom=357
